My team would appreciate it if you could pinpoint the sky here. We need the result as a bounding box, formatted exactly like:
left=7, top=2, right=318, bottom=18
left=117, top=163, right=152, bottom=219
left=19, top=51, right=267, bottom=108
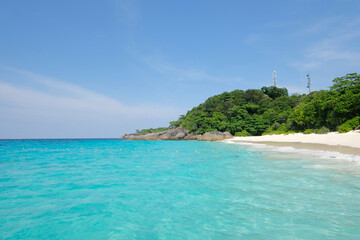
left=1, top=0, right=360, bottom=138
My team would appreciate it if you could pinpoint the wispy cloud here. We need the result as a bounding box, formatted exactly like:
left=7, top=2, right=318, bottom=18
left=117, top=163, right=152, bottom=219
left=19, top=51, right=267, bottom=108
left=143, top=56, right=244, bottom=84
left=292, top=17, right=360, bottom=71
left=244, top=33, right=261, bottom=44
left=293, top=37, right=360, bottom=71
left=113, top=0, right=140, bottom=26
left=294, top=17, right=339, bottom=37
left=0, top=68, right=182, bottom=138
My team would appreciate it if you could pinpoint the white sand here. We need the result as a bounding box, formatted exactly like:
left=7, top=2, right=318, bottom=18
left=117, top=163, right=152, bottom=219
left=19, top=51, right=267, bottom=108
left=225, top=131, right=360, bottom=156
left=228, top=131, right=360, bottom=148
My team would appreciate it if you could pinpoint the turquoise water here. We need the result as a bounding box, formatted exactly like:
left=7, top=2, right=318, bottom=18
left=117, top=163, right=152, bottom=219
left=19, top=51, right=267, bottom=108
left=1, top=139, right=360, bottom=239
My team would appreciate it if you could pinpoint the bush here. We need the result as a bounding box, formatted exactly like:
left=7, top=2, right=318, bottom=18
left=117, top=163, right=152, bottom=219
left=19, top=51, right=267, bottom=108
left=338, top=116, right=360, bottom=133
left=285, top=120, right=295, bottom=130
left=262, top=123, right=289, bottom=135
left=338, top=125, right=353, bottom=133
left=304, top=129, right=316, bottom=134
left=318, top=126, right=330, bottom=134
left=271, top=122, right=281, bottom=130
left=235, top=130, right=252, bottom=137
left=137, top=127, right=169, bottom=134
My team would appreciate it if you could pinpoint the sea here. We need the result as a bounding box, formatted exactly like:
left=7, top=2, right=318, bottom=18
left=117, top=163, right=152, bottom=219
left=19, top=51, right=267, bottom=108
left=1, top=139, right=360, bottom=240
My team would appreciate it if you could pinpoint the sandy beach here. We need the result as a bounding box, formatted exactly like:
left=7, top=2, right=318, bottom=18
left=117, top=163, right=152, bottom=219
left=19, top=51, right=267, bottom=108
left=225, top=131, right=360, bottom=156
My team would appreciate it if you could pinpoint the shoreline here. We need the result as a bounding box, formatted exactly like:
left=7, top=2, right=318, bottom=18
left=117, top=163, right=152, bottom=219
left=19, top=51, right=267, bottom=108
left=225, top=131, right=360, bottom=157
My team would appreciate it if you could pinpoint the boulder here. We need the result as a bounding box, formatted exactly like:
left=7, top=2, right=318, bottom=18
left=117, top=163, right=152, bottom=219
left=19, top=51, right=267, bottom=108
left=123, top=128, right=188, bottom=140
left=159, top=128, right=188, bottom=140
left=124, top=131, right=167, bottom=140
left=183, top=133, right=201, bottom=140
left=223, top=132, right=233, bottom=139
left=198, top=131, right=233, bottom=141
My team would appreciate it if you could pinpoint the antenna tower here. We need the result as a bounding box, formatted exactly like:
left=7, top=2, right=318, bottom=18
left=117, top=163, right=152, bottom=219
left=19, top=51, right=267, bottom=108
left=306, top=74, right=311, bottom=94
left=273, top=70, right=277, bottom=87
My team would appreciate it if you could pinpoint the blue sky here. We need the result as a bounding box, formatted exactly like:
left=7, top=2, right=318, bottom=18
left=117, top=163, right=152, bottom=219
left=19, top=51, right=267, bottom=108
left=1, top=0, right=360, bottom=138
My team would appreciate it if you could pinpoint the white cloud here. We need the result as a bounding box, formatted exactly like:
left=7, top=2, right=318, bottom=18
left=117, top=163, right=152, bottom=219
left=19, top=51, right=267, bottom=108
left=0, top=69, right=182, bottom=138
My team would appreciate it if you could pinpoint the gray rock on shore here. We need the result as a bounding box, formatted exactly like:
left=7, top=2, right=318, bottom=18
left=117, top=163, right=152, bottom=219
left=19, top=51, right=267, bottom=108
left=122, top=128, right=232, bottom=141
left=198, top=131, right=233, bottom=141
left=159, top=128, right=188, bottom=140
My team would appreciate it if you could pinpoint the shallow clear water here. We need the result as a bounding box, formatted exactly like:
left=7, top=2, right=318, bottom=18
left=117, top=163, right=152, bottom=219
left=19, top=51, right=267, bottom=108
left=1, top=139, right=360, bottom=239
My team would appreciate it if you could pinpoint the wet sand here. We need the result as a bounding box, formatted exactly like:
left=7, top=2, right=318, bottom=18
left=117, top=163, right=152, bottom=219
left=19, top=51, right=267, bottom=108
left=250, top=141, right=360, bottom=156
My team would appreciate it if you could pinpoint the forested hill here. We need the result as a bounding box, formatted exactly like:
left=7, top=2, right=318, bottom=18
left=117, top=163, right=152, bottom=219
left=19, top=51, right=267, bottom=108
left=140, top=73, right=360, bottom=136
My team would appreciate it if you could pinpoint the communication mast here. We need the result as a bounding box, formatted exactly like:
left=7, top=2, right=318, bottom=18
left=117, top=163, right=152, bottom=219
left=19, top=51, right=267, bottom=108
left=273, top=70, right=277, bottom=87
left=306, top=74, right=311, bottom=94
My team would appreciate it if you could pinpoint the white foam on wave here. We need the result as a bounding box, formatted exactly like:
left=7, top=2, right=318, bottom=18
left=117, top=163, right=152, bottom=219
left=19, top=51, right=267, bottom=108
left=222, top=139, right=360, bottom=164
left=302, top=164, right=344, bottom=170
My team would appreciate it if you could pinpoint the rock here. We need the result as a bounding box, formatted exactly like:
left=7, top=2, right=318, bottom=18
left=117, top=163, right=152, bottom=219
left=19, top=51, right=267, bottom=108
left=122, top=128, right=232, bottom=141
left=159, top=128, right=188, bottom=140
left=123, top=128, right=188, bottom=140
left=198, top=131, right=233, bottom=141
left=183, top=133, right=201, bottom=140
left=223, top=132, right=233, bottom=139
left=125, top=131, right=165, bottom=140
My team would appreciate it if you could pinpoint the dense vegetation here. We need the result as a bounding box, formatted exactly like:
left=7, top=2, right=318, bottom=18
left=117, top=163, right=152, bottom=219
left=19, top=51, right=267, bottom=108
left=138, top=73, right=360, bottom=136
left=135, top=127, right=170, bottom=135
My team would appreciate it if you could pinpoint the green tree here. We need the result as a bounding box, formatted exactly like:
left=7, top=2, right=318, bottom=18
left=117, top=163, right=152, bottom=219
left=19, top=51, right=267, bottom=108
left=211, top=112, right=228, bottom=131
left=261, top=86, right=289, bottom=99
left=330, top=73, right=360, bottom=93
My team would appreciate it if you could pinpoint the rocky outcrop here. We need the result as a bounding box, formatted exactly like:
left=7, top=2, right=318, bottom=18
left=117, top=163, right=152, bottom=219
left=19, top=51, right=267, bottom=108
left=124, top=132, right=165, bottom=140
left=123, top=128, right=189, bottom=141
left=122, top=128, right=232, bottom=141
left=183, top=133, right=202, bottom=140
left=159, top=128, right=188, bottom=140
left=198, top=131, right=233, bottom=141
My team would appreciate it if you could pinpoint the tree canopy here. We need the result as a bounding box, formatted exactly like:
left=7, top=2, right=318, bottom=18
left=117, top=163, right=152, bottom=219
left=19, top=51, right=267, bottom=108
left=176, top=86, right=299, bottom=135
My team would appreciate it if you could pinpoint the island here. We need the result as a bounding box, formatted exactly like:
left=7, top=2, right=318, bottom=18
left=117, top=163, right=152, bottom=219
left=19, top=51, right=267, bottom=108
left=122, top=73, right=360, bottom=152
